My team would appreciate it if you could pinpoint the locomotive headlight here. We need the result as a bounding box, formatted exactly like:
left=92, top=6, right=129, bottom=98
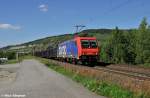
left=82, top=52, right=84, bottom=55
left=82, top=52, right=86, bottom=55
left=92, top=52, right=97, bottom=55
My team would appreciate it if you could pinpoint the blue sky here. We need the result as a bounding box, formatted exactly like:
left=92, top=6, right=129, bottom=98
left=0, top=0, right=150, bottom=47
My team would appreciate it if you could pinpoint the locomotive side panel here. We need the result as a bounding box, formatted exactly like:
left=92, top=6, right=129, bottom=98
left=66, top=40, right=78, bottom=59
left=57, top=40, right=78, bottom=59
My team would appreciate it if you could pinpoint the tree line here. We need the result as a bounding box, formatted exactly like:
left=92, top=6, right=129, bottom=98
left=100, top=18, right=150, bottom=66
left=0, top=51, right=16, bottom=60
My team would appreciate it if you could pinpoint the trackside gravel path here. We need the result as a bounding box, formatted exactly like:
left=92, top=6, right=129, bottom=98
left=0, top=59, right=106, bottom=98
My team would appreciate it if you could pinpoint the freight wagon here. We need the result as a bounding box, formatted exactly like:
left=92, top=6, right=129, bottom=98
left=35, top=47, right=57, bottom=59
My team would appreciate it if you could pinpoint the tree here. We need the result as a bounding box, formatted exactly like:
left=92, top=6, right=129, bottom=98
left=135, top=17, right=150, bottom=64
left=5, top=51, right=16, bottom=59
left=100, top=42, right=113, bottom=63
left=124, top=30, right=137, bottom=64
left=0, top=51, right=5, bottom=58
left=101, top=27, right=127, bottom=64
left=112, top=27, right=127, bottom=63
left=143, top=25, right=150, bottom=64
left=100, top=17, right=150, bottom=66
left=0, top=51, right=16, bottom=60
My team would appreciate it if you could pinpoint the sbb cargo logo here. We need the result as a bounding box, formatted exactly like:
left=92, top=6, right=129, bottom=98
left=59, top=45, right=66, bottom=57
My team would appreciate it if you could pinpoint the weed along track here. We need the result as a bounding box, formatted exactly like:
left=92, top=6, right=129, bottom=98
left=49, top=59, right=150, bottom=80
left=106, top=64, right=150, bottom=77
left=95, top=66, right=150, bottom=81
left=46, top=59, right=150, bottom=95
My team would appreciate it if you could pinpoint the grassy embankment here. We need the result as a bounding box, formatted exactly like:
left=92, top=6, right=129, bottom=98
left=36, top=57, right=148, bottom=98
left=4, top=59, right=19, bottom=64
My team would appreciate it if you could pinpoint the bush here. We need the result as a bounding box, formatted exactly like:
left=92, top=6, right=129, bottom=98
left=0, top=51, right=16, bottom=60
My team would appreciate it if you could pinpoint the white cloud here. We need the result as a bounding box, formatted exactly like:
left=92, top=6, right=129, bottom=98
left=39, top=4, right=48, bottom=12
left=0, top=23, right=21, bottom=30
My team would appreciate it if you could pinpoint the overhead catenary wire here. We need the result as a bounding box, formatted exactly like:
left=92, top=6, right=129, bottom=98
left=84, top=0, right=144, bottom=27
left=74, top=25, right=86, bottom=33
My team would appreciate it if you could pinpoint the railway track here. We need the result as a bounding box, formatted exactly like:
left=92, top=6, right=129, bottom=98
left=94, top=66, right=150, bottom=80
left=49, top=59, right=150, bottom=80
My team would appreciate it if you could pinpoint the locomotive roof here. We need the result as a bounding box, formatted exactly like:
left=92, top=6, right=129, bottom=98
left=58, top=36, right=97, bottom=46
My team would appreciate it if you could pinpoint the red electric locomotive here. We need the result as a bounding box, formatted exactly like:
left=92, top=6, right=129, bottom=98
left=75, top=36, right=99, bottom=64
left=57, top=36, right=99, bottom=65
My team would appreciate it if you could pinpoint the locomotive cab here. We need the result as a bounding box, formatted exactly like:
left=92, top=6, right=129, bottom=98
left=75, top=37, right=99, bottom=64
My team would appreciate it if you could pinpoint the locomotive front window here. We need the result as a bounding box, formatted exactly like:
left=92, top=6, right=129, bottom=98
left=81, top=40, right=97, bottom=48
left=81, top=40, right=90, bottom=48
left=90, top=40, right=97, bottom=48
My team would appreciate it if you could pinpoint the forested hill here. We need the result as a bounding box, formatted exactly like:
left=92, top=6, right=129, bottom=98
left=0, top=29, right=114, bottom=50
left=22, top=28, right=115, bottom=46
left=1, top=28, right=131, bottom=51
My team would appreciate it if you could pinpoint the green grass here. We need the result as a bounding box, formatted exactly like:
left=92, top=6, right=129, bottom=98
left=0, top=55, right=35, bottom=65
left=36, top=57, right=149, bottom=98
left=18, top=55, right=34, bottom=60
left=1, top=59, right=18, bottom=64
left=143, top=63, right=150, bottom=67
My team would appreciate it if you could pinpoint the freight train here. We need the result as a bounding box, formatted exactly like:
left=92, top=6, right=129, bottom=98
left=35, top=36, right=99, bottom=65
